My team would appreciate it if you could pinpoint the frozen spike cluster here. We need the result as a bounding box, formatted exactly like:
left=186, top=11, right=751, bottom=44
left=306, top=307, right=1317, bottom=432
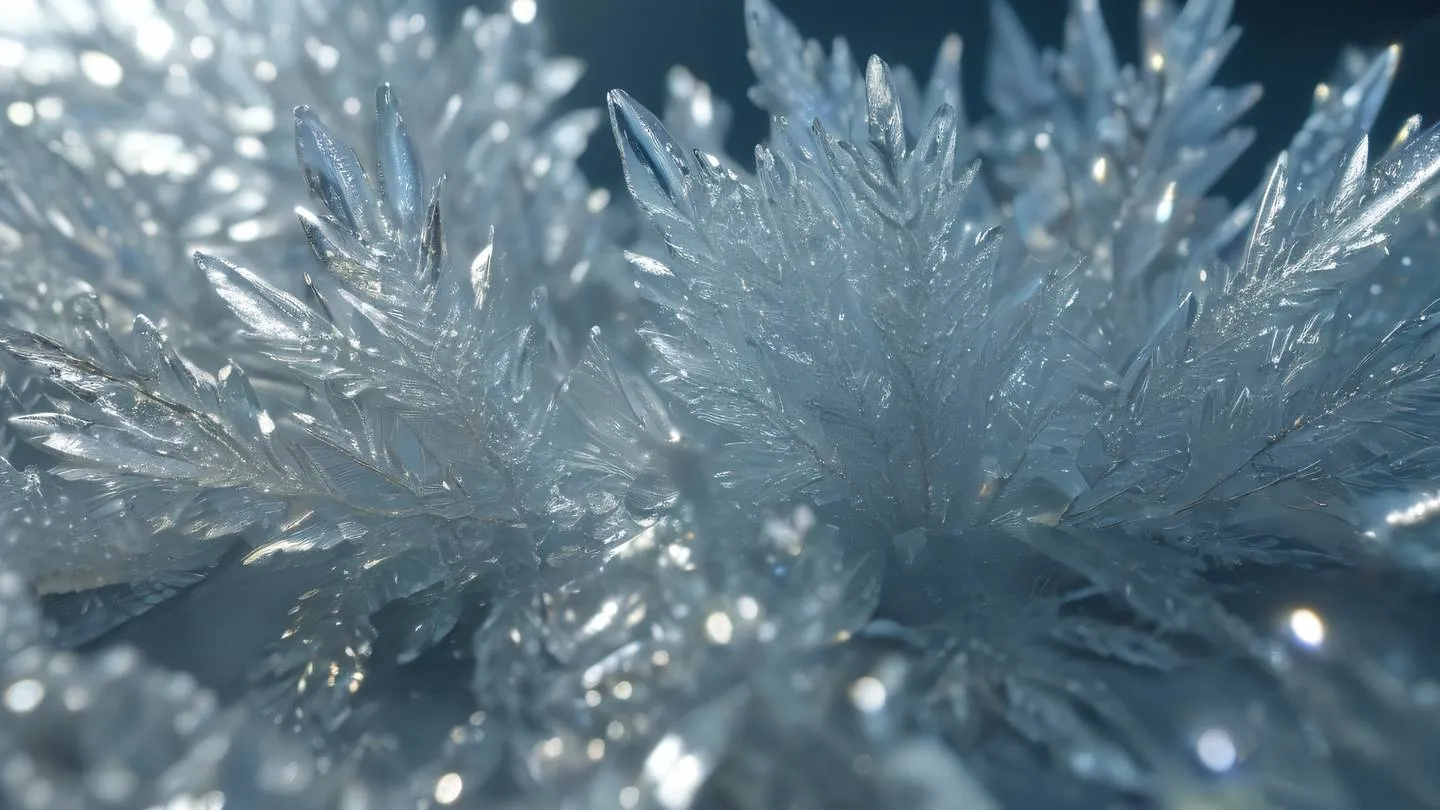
left=0, top=0, right=1439, bottom=807
left=1, top=79, right=594, bottom=727
left=0, top=0, right=621, bottom=352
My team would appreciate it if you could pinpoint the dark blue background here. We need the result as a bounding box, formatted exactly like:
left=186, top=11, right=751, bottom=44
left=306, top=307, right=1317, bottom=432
left=470, top=0, right=1440, bottom=196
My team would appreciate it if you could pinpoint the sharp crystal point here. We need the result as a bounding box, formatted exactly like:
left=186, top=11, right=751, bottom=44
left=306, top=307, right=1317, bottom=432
left=609, top=88, right=694, bottom=215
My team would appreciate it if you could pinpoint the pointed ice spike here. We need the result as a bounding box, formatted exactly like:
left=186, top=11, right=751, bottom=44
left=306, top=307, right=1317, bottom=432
left=1170, top=84, right=1262, bottom=142
left=375, top=84, right=423, bottom=235
left=924, top=34, right=965, bottom=119
left=1349, top=45, right=1402, bottom=135
left=743, top=0, right=809, bottom=115
left=0, top=329, right=116, bottom=397
left=986, top=0, right=1055, bottom=119
left=295, top=106, right=382, bottom=241
left=608, top=90, right=694, bottom=219
left=199, top=252, right=335, bottom=346
left=907, top=105, right=961, bottom=191
left=1326, top=136, right=1370, bottom=217
left=65, top=294, right=131, bottom=374
left=129, top=315, right=202, bottom=410
left=1139, top=0, right=1178, bottom=75
left=418, top=178, right=445, bottom=287
left=470, top=231, right=495, bottom=311
left=865, top=57, right=907, bottom=165
left=1165, top=0, right=1235, bottom=71
left=1286, top=45, right=1400, bottom=188
left=17, top=412, right=214, bottom=484
left=1064, top=0, right=1119, bottom=100
left=303, top=273, right=336, bottom=326
left=1241, top=152, right=1290, bottom=282
left=213, top=360, right=269, bottom=447
left=1338, top=122, right=1440, bottom=239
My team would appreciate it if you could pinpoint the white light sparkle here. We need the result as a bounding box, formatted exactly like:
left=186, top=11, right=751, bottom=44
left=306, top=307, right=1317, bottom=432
left=1195, top=727, right=1237, bottom=772
left=433, top=772, right=462, bottom=804
left=1288, top=607, right=1326, bottom=649
left=511, top=0, right=537, bottom=24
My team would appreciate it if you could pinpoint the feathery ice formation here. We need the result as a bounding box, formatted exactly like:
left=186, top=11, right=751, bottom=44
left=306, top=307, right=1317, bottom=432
left=1, top=0, right=1439, bottom=808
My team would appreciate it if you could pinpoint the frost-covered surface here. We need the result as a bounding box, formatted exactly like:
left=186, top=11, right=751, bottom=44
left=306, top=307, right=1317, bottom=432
left=1, top=0, right=1439, bottom=807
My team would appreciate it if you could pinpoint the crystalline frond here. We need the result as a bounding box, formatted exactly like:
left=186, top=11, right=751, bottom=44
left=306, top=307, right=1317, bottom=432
left=0, top=85, right=594, bottom=719
left=0, top=85, right=581, bottom=580
left=729, top=0, right=1286, bottom=359
left=742, top=0, right=868, bottom=146
left=610, top=53, right=1097, bottom=538
left=1069, top=125, right=1440, bottom=563
left=741, top=0, right=972, bottom=188
left=1232, top=44, right=1402, bottom=228
left=206, top=87, right=564, bottom=518
left=0, top=0, right=615, bottom=319
left=0, top=292, right=456, bottom=646
left=0, top=446, right=234, bottom=644
left=978, top=0, right=1263, bottom=346
left=0, top=278, right=491, bottom=656
left=0, top=297, right=466, bottom=526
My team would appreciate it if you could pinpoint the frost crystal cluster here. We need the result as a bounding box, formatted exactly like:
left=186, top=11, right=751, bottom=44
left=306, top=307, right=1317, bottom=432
left=0, top=0, right=1439, bottom=807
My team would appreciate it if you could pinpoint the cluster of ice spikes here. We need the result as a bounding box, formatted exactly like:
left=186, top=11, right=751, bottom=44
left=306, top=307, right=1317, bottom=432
left=1, top=0, right=1439, bottom=807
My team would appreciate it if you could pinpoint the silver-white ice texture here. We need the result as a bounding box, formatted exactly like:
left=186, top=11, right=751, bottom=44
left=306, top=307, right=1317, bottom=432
left=1, top=0, right=1439, bottom=808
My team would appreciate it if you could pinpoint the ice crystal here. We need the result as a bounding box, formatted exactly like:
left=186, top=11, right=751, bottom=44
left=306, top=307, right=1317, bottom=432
left=0, top=0, right=1439, bottom=808
left=0, top=0, right=610, bottom=728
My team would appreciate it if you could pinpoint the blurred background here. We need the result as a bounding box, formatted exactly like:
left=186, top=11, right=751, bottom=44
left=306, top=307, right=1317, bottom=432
left=464, top=0, right=1440, bottom=197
